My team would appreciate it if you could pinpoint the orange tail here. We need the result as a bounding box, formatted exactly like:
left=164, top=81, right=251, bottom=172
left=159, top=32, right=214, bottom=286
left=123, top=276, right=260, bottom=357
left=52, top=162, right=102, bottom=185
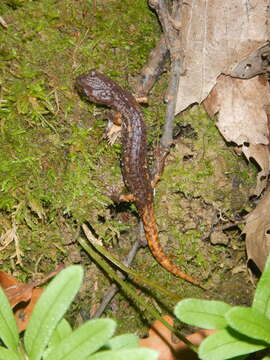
left=142, top=203, right=205, bottom=289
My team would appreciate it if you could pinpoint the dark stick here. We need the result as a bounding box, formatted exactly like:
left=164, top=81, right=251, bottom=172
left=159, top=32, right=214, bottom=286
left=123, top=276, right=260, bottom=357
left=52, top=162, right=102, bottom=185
left=138, top=0, right=183, bottom=182
left=135, top=35, right=169, bottom=98
left=150, top=0, right=183, bottom=149
left=161, top=57, right=181, bottom=148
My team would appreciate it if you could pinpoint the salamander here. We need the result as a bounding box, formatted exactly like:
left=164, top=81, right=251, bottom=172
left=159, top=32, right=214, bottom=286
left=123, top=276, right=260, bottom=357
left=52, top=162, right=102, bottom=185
left=75, top=69, right=203, bottom=288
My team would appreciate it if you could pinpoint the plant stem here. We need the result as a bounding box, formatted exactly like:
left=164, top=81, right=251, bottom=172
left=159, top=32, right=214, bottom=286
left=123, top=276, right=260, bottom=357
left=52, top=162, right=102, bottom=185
left=78, top=236, right=198, bottom=353
left=81, top=224, right=182, bottom=301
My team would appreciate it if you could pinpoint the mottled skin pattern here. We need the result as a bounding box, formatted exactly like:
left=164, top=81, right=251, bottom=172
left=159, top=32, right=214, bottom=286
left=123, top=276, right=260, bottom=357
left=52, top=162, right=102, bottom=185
left=75, top=70, right=202, bottom=287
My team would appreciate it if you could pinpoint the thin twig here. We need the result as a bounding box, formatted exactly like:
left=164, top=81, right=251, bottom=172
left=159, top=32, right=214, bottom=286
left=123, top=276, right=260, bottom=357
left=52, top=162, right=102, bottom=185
left=161, top=57, right=181, bottom=148
left=149, top=0, right=183, bottom=148
left=135, top=35, right=169, bottom=98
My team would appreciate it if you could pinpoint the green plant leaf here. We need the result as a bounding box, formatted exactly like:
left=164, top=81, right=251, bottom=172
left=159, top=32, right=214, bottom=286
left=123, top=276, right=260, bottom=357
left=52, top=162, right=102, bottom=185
left=262, top=356, right=270, bottom=360
left=86, top=348, right=158, bottom=360
left=106, top=334, right=139, bottom=350
left=44, top=319, right=116, bottom=360
left=174, top=298, right=231, bottom=329
left=253, top=254, right=270, bottom=318
left=48, top=318, right=73, bottom=348
left=0, top=287, right=19, bottom=352
left=43, top=319, right=73, bottom=358
left=0, top=346, right=20, bottom=360
left=199, top=328, right=267, bottom=360
left=226, top=307, right=270, bottom=343
left=24, top=265, right=83, bottom=360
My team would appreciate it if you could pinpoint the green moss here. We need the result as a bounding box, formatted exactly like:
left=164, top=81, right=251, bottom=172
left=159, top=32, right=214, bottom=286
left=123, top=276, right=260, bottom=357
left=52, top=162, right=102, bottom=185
left=0, top=0, right=161, bottom=334
left=0, top=0, right=256, bottom=335
left=152, top=106, right=256, bottom=291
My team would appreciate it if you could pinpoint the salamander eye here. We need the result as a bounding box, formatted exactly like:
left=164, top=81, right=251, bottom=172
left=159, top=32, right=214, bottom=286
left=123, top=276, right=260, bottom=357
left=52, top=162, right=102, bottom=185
left=89, top=69, right=96, bottom=76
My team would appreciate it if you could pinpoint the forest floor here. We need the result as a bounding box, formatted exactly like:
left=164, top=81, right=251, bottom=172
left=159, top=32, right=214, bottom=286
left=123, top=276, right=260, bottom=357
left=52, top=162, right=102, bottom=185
left=0, top=0, right=257, bottom=335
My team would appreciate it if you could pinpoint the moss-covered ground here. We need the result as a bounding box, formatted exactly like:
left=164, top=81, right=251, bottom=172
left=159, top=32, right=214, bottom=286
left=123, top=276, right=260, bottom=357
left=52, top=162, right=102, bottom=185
left=0, top=0, right=257, bottom=334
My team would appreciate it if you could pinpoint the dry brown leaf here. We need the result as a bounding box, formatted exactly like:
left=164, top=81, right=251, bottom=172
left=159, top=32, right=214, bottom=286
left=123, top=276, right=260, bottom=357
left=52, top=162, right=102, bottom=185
left=0, top=265, right=65, bottom=331
left=242, top=144, right=270, bottom=196
left=204, top=76, right=270, bottom=145
left=175, top=0, right=269, bottom=113
left=140, top=316, right=176, bottom=360
left=230, top=43, right=270, bottom=79
left=14, top=288, right=43, bottom=332
left=244, top=189, right=270, bottom=271
left=204, top=75, right=270, bottom=195
left=0, top=271, right=35, bottom=308
left=0, top=265, right=64, bottom=307
left=140, top=315, right=215, bottom=360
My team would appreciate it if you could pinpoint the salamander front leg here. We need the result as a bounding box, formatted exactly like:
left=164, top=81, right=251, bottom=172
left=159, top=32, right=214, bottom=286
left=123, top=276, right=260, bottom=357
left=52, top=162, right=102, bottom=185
left=106, top=93, right=147, bottom=145
left=106, top=111, right=122, bottom=145
left=109, top=192, right=136, bottom=204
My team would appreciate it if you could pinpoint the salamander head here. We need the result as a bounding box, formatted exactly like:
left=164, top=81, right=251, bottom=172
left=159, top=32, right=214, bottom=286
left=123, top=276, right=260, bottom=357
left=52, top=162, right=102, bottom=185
left=75, top=69, right=116, bottom=106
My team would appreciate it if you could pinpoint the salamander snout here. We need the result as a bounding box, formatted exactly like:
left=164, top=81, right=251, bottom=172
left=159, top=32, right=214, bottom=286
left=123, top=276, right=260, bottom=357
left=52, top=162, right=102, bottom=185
left=75, top=69, right=115, bottom=105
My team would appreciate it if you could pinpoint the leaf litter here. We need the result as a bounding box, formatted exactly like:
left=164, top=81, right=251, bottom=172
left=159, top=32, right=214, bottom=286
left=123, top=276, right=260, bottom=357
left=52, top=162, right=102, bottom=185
left=0, top=265, right=64, bottom=332
left=170, top=0, right=270, bottom=272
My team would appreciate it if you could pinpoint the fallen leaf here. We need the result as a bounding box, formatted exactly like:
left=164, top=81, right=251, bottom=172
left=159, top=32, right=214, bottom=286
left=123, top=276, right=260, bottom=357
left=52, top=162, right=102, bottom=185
left=140, top=316, right=176, bottom=360
left=242, top=144, right=270, bottom=196
left=0, top=264, right=65, bottom=331
left=244, top=189, right=270, bottom=271
left=140, top=315, right=215, bottom=360
left=0, top=271, right=35, bottom=308
left=175, top=0, right=269, bottom=113
left=0, top=264, right=65, bottom=307
left=204, top=75, right=270, bottom=195
left=14, top=288, right=43, bottom=332
left=205, top=76, right=270, bottom=145
left=230, top=43, right=270, bottom=79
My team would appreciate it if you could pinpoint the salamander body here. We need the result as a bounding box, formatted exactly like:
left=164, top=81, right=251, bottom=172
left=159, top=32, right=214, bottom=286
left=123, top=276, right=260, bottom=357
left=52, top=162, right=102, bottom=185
left=75, top=69, right=202, bottom=287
